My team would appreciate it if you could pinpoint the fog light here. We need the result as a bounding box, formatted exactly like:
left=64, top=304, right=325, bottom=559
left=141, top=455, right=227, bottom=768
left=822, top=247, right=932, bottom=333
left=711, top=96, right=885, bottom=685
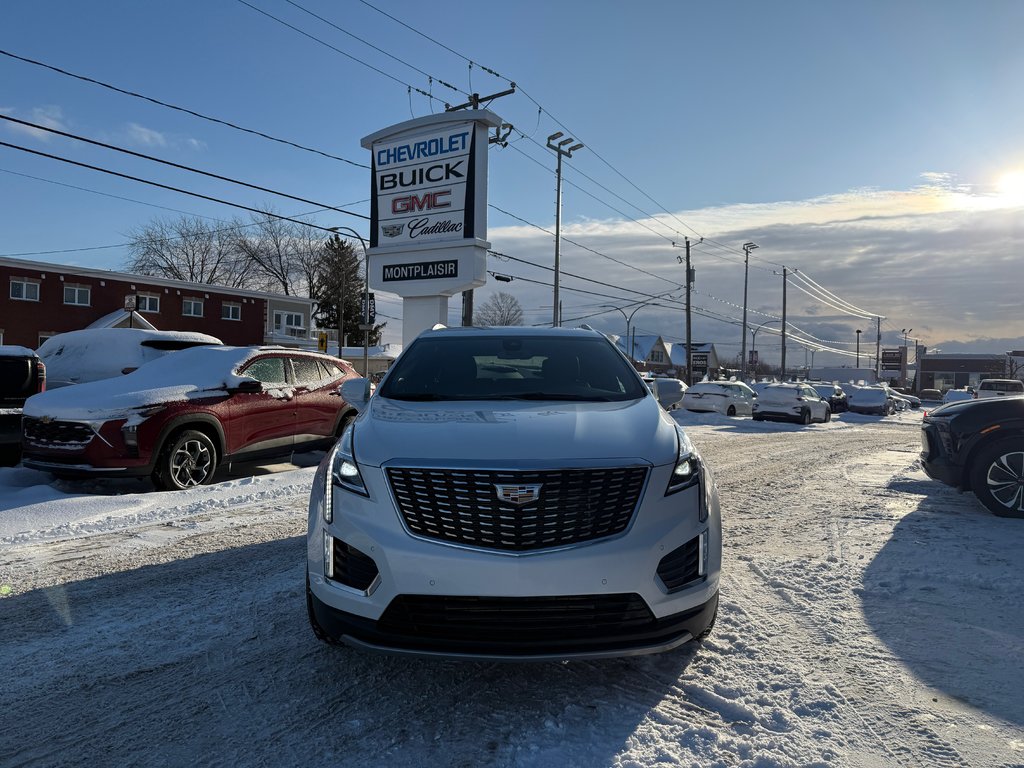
left=122, top=424, right=138, bottom=448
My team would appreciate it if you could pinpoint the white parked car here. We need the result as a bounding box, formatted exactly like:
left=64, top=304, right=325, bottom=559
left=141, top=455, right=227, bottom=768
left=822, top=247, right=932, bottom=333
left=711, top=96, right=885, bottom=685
left=306, top=326, right=722, bottom=660
left=973, top=379, right=1024, bottom=399
left=752, top=383, right=832, bottom=424
left=942, top=388, right=975, bottom=405
left=679, top=381, right=757, bottom=416
left=37, top=328, right=222, bottom=388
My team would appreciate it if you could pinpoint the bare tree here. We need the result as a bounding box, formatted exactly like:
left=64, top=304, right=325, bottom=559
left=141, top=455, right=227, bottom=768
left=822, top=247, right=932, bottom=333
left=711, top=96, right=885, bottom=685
left=125, top=216, right=251, bottom=287
left=235, top=209, right=323, bottom=296
left=474, top=291, right=524, bottom=326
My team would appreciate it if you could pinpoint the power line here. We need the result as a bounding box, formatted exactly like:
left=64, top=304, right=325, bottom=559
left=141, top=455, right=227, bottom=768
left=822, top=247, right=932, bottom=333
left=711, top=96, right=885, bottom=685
left=487, top=203, right=682, bottom=289
left=0, top=139, right=365, bottom=236
left=282, top=0, right=465, bottom=97
left=234, top=0, right=446, bottom=107
left=0, top=115, right=369, bottom=221
left=0, top=48, right=369, bottom=169
left=0, top=166, right=212, bottom=221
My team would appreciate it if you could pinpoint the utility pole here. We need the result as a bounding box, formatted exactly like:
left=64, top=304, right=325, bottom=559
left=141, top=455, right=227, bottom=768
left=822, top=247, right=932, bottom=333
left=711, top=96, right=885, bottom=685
left=446, top=88, right=516, bottom=329
left=740, top=242, right=758, bottom=378
left=673, top=238, right=700, bottom=384
left=875, top=316, right=882, bottom=382
left=781, top=266, right=788, bottom=380
left=685, top=238, right=694, bottom=385
left=856, top=329, right=862, bottom=367
left=547, top=132, right=584, bottom=327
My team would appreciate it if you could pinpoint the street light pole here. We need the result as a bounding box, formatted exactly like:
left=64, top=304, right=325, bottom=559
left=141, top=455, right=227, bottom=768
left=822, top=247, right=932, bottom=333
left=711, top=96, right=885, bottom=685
left=749, top=318, right=782, bottom=373
left=856, top=329, right=862, bottom=367
left=603, top=301, right=659, bottom=364
left=328, top=226, right=370, bottom=377
left=547, top=132, right=584, bottom=327
left=740, top=242, right=758, bottom=378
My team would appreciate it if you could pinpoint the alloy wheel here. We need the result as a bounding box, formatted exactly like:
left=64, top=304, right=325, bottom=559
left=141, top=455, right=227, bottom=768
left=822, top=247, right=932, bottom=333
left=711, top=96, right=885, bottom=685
left=170, top=438, right=213, bottom=487
left=985, top=450, right=1024, bottom=513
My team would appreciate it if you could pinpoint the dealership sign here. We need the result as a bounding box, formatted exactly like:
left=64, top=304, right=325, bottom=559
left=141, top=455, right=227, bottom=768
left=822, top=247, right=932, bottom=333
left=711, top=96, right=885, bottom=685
left=365, top=115, right=499, bottom=250
left=361, top=111, right=503, bottom=346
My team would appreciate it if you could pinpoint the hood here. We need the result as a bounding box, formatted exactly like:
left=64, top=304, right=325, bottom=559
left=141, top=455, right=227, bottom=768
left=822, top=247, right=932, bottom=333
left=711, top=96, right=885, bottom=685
left=929, top=396, right=1024, bottom=418
left=353, top=395, right=679, bottom=468
left=23, top=377, right=225, bottom=421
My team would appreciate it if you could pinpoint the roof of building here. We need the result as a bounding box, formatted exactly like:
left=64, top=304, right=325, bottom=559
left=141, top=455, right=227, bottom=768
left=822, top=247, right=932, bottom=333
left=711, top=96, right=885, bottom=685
left=0, top=256, right=313, bottom=305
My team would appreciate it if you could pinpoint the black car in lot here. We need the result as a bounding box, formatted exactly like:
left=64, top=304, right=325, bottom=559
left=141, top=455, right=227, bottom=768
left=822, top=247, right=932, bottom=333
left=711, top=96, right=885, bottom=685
left=920, top=396, right=1024, bottom=517
left=0, top=346, right=46, bottom=465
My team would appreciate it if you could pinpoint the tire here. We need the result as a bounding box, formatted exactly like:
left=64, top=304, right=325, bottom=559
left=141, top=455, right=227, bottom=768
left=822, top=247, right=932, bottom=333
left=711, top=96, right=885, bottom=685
left=800, top=408, right=811, bottom=426
left=306, top=572, right=341, bottom=645
left=727, top=405, right=737, bottom=417
left=969, top=439, right=1024, bottom=518
left=752, top=413, right=765, bottom=422
left=152, top=429, right=217, bottom=491
left=823, top=408, right=832, bottom=423
left=335, top=411, right=355, bottom=438
left=696, top=601, right=718, bottom=641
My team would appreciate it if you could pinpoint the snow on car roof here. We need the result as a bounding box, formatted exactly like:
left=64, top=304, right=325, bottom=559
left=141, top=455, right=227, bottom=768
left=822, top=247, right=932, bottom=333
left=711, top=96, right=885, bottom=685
left=37, top=328, right=222, bottom=386
left=24, top=345, right=261, bottom=420
left=0, top=345, right=37, bottom=357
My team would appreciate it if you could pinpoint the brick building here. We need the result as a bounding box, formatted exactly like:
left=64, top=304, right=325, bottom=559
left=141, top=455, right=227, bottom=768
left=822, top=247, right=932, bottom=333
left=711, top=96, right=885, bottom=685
left=0, top=257, right=315, bottom=350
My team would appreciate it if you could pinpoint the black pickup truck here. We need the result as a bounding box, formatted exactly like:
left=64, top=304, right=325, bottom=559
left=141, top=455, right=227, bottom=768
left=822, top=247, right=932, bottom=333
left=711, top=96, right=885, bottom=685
left=0, top=346, right=46, bottom=464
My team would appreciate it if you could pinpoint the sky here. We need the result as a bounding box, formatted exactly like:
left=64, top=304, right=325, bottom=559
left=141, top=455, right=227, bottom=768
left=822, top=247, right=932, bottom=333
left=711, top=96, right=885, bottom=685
left=3, top=0, right=1024, bottom=365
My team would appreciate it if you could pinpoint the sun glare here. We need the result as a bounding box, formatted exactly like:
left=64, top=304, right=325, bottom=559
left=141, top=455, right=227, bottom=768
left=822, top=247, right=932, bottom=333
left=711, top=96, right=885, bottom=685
left=995, top=170, right=1024, bottom=205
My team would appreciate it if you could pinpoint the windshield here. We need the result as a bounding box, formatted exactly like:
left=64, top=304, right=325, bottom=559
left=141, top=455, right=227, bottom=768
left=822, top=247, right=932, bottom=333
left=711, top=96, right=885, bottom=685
left=379, top=334, right=648, bottom=402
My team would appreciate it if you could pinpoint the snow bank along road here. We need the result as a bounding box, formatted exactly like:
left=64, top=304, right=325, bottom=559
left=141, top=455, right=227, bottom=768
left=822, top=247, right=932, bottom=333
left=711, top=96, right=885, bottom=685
left=2, top=417, right=1022, bottom=767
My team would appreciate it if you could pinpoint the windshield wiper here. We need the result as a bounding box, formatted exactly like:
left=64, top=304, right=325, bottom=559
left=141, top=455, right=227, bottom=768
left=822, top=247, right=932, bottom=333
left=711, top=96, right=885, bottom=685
left=499, top=392, right=616, bottom=402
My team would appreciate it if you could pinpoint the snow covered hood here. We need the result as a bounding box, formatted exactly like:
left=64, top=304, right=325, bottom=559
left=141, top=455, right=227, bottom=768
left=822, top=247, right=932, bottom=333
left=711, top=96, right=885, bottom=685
left=353, top=395, right=679, bottom=467
left=23, top=346, right=259, bottom=421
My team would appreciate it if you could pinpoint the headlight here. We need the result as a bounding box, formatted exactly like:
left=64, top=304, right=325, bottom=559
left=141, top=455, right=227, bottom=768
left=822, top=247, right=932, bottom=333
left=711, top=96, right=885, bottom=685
left=667, top=425, right=701, bottom=497
left=324, top=423, right=367, bottom=523
left=121, top=406, right=164, bottom=448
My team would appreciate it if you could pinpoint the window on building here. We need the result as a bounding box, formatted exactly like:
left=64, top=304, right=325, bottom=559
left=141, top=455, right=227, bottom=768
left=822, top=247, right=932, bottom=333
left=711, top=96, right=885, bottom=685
left=63, top=284, right=91, bottom=306
left=222, top=302, right=241, bottom=321
left=38, top=333, right=55, bottom=347
left=274, top=311, right=306, bottom=337
left=10, top=278, right=40, bottom=302
left=650, top=350, right=664, bottom=363
left=138, top=294, right=160, bottom=313
left=183, top=298, right=204, bottom=317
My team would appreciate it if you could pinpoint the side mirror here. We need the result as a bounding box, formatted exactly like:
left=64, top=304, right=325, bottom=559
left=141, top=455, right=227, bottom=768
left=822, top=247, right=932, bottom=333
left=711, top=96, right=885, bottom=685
left=340, top=377, right=372, bottom=412
left=231, top=378, right=263, bottom=394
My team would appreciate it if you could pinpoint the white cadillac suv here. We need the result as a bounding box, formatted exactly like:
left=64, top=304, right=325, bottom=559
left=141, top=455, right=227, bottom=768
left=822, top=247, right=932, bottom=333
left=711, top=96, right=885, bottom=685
left=306, top=326, right=721, bottom=660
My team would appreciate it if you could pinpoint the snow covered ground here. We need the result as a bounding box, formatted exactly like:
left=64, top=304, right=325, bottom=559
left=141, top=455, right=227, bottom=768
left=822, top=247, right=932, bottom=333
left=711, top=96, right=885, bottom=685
left=2, top=407, right=1022, bottom=767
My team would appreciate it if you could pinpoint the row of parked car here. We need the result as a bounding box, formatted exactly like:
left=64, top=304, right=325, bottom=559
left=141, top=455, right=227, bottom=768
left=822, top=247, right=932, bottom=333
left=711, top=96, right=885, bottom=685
left=0, top=329, right=361, bottom=489
left=647, top=378, right=923, bottom=423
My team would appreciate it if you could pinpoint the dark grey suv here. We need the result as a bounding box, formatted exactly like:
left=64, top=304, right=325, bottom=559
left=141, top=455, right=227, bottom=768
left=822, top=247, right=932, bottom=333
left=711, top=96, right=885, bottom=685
left=0, top=345, right=46, bottom=464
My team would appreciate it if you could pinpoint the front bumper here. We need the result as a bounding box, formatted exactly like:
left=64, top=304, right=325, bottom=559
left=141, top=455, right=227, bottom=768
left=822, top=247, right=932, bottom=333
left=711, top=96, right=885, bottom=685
left=0, top=411, right=22, bottom=447
left=920, top=423, right=962, bottom=489
left=307, top=459, right=722, bottom=659
left=309, top=587, right=718, bottom=660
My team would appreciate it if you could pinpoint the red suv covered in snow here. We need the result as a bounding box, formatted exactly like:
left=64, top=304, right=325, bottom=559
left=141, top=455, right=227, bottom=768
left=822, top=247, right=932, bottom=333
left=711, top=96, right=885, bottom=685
left=21, top=346, right=358, bottom=490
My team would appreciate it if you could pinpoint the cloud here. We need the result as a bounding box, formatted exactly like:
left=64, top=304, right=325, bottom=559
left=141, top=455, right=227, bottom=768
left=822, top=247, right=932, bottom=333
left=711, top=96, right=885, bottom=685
left=121, top=123, right=206, bottom=152
left=482, top=181, right=1024, bottom=364
left=0, top=105, right=67, bottom=141
left=125, top=122, right=168, bottom=148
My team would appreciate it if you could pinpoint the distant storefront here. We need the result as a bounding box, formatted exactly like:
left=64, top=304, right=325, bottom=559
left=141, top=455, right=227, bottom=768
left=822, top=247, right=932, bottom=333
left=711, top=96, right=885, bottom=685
left=918, top=354, right=1010, bottom=392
